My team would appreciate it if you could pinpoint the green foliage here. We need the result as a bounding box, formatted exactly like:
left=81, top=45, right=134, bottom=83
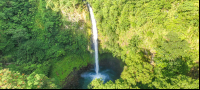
left=121, top=55, right=154, bottom=85
left=0, top=0, right=199, bottom=89
left=177, top=1, right=199, bottom=27
left=0, top=63, right=2, bottom=70
left=88, top=78, right=104, bottom=89
left=152, top=68, right=199, bottom=89
left=27, top=72, right=58, bottom=89
left=88, top=78, right=139, bottom=89
left=0, top=0, right=90, bottom=89
left=0, top=68, right=59, bottom=89
left=0, top=68, right=27, bottom=89
left=49, top=53, right=91, bottom=86
left=6, top=63, right=36, bottom=75
left=33, top=61, right=51, bottom=76
left=0, top=0, right=89, bottom=64
left=88, top=0, right=199, bottom=89
left=155, top=31, right=189, bottom=61
left=6, top=61, right=51, bottom=76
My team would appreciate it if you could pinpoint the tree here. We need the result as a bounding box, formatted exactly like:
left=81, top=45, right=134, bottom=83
left=0, top=68, right=59, bottom=89
left=155, top=31, right=189, bottom=61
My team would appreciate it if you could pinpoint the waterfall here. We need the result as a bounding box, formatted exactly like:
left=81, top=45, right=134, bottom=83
left=79, top=4, right=120, bottom=89
left=87, top=3, right=99, bottom=75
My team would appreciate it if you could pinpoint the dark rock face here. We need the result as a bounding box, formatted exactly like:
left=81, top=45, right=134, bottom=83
left=99, top=57, right=124, bottom=76
left=62, top=64, right=93, bottom=89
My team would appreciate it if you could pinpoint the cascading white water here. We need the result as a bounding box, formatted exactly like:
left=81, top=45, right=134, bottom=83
left=78, top=3, right=123, bottom=89
left=80, top=4, right=110, bottom=84
left=87, top=3, right=99, bottom=75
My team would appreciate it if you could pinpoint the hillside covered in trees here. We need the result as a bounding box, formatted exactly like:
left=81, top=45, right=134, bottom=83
left=88, top=0, right=199, bottom=89
left=0, top=0, right=199, bottom=89
left=0, top=0, right=92, bottom=89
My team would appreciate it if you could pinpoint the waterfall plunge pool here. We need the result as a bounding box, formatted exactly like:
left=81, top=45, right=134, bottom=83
left=78, top=54, right=124, bottom=89
left=62, top=53, right=124, bottom=89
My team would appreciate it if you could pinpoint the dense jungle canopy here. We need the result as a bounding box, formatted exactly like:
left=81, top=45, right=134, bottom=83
left=0, top=0, right=199, bottom=89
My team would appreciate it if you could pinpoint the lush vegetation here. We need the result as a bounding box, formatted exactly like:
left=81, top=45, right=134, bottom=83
left=87, top=0, right=199, bottom=89
left=49, top=53, right=92, bottom=87
left=0, top=0, right=91, bottom=89
left=0, top=68, right=58, bottom=89
left=0, top=0, right=199, bottom=89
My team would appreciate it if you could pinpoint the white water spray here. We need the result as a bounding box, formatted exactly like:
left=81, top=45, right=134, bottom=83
left=87, top=3, right=99, bottom=75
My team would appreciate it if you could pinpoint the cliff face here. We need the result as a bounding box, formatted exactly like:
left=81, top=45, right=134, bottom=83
left=45, top=0, right=96, bottom=88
